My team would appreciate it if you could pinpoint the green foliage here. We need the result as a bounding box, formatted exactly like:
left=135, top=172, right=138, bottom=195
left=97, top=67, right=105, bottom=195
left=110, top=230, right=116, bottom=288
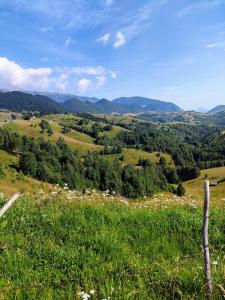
left=0, top=161, right=4, bottom=178
left=19, top=152, right=37, bottom=177
left=0, top=91, right=64, bottom=114
left=176, top=182, right=186, bottom=197
left=62, top=126, right=71, bottom=134
left=0, top=198, right=224, bottom=299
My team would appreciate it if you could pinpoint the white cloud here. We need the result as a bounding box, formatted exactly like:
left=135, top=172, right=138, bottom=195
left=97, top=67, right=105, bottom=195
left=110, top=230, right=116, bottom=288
left=0, top=57, right=117, bottom=93
left=97, top=33, right=111, bottom=45
left=0, top=57, right=52, bottom=90
left=206, top=41, right=225, bottom=48
left=38, top=26, right=53, bottom=32
left=65, top=36, right=75, bottom=47
left=96, top=75, right=107, bottom=87
left=54, top=73, right=68, bottom=92
left=113, top=31, right=126, bottom=48
left=76, top=78, right=92, bottom=94
left=109, top=71, right=117, bottom=79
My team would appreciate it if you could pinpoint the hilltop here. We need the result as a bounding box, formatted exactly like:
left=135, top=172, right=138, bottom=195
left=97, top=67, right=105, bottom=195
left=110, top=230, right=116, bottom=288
left=0, top=91, right=182, bottom=114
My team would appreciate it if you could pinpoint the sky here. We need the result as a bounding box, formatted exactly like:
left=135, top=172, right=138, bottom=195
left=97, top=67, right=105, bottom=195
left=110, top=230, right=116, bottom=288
left=0, top=0, right=225, bottom=110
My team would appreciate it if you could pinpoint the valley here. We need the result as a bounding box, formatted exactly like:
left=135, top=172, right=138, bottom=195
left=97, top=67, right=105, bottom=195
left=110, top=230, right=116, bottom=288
left=0, top=92, right=225, bottom=299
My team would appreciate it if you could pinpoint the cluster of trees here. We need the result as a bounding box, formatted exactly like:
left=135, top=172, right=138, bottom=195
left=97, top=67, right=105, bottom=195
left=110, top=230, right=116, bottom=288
left=0, top=128, right=176, bottom=198
left=99, top=145, right=122, bottom=155
left=39, top=120, right=53, bottom=136
left=59, top=119, right=112, bottom=138
left=113, top=122, right=225, bottom=172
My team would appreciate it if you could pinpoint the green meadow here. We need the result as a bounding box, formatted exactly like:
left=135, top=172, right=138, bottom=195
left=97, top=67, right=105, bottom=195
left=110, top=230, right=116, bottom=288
left=0, top=192, right=224, bottom=299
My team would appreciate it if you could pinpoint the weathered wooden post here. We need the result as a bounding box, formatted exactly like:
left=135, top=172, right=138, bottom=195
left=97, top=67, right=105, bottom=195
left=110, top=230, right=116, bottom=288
left=202, top=180, right=213, bottom=297
left=0, top=193, right=20, bottom=218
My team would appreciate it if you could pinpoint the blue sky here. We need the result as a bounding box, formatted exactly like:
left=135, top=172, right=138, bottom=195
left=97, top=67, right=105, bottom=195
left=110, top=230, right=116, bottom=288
left=0, top=0, right=225, bottom=110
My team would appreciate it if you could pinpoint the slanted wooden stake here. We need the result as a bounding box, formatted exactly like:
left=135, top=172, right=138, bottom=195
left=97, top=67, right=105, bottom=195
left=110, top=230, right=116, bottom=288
left=0, top=193, right=20, bottom=218
left=202, top=181, right=213, bottom=297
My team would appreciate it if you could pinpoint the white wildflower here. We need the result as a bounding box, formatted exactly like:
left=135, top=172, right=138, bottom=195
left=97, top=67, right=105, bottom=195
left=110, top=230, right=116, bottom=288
left=82, top=293, right=90, bottom=300
left=212, top=261, right=218, bottom=265
left=89, top=289, right=95, bottom=294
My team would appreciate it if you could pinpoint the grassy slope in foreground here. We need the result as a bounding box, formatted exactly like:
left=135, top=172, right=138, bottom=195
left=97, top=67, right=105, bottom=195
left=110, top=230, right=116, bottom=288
left=0, top=191, right=224, bottom=299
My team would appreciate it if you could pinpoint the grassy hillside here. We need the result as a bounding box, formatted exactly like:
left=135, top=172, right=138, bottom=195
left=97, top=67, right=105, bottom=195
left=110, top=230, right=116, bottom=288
left=3, top=119, right=102, bottom=153
left=107, top=149, right=174, bottom=166
left=184, top=166, right=225, bottom=206
left=0, top=191, right=224, bottom=299
left=1, top=116, right=174, bottom=166
left=0, top=150, right=52, bottom=197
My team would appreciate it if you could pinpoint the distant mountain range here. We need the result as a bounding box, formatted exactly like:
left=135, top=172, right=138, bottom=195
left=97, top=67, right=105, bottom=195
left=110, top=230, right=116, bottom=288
left=208, top=105, right=225, bottom=114
left=0, top=91, right=65, bottom=114
left=0, top=91, right=183, bottom=114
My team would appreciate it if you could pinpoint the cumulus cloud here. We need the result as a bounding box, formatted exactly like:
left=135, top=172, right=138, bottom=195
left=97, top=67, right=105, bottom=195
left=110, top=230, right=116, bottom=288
left=96, top=75, right=107, bottom=87
left=113, top=31, right=126, bottom=48
left=65, top=36, right=75, bottom=47
left=76, top=78, right=92, bottom=93
left=54, top=73, right=68, bottom=92
left=0, top=57, right=116, bottom=93
left=97, top=33, right=111, bottom=45
left=0, top=57, right=52, bottom=90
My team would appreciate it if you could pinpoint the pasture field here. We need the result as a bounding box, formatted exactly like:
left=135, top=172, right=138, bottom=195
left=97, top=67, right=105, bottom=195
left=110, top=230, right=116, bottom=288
left=0, top=190, right=224, bottom=299
left=107, top=149, right=174, bottom=166
left=184, top=166, right=225, bottom=207
left=1, top=118, right=172, bottom=166
left=0, top=150, right=52, bottom=197
left=3, top=119, right=102, bottom=153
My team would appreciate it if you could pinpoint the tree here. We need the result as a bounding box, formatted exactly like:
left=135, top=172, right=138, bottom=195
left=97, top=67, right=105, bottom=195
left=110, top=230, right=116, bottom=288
left=62, top=126, right=71, bottom=134
left=159, top=157, right=166, bottom=168
left=176, top=182, right=185, bottom=197
left=47, top=127, right=53, bottom=136
left=0, top=162, right=4, bottom=178
left=19, top=152, right=37, bottom=177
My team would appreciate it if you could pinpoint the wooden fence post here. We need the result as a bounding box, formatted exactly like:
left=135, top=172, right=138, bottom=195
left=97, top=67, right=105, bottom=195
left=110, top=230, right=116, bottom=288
left=202, top=180, right=213, bottom=297
left=0, top=193, right=20, bottom=218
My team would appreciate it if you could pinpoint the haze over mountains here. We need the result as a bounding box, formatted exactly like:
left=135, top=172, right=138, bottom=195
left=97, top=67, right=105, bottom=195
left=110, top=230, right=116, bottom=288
left=0, top=91, right=183, bottom=114
left=0, top=90, right=224, bottom=115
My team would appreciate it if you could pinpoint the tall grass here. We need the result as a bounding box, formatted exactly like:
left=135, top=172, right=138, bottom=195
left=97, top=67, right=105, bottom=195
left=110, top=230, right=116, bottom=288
left=0, top=194, right=224, bottom=299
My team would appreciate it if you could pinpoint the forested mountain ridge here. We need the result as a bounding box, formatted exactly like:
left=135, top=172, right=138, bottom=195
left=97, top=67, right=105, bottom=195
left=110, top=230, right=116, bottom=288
left=208, top=105, right=225, bottom=114
left=113, top=96, right=182, bottom=112
left=0, top=91, right=65, bottom=114
left=0, top=91, right=182, bottom=114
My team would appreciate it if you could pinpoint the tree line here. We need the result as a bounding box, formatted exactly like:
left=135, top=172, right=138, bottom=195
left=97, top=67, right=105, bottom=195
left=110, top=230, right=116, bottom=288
left=0, top=128, right=184, bottom=198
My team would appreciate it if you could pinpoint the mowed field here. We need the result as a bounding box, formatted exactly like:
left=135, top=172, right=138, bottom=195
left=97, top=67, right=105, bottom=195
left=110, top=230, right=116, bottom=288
left=184, top=166, right=225, bottom=207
